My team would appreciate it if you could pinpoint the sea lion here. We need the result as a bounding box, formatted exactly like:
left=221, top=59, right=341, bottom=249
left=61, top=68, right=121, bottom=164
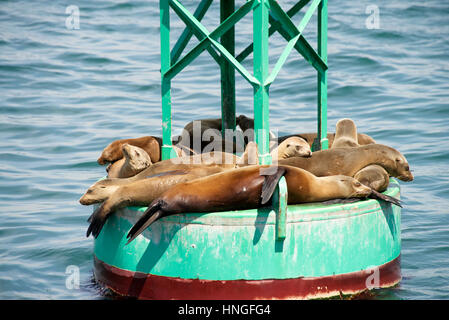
left=79, top=159, right=236, bottom=206
left=106, top=144, right=152, bottom=178
left=354, top=165, right=390, bottom=192
left=270, top=136, right=312, bottom=160
left=97, top=136, right=162, bottom=165
left=124, top=164, right=401, bottom=244
left=80, top=141, right=260, bottom=206
left=85, top=166, right=231, bottom=237
left=331, top=118, right=390, bottom=192
left=177, top=118, right=244, bottom=154
left=237, top=114, right=376, bottom=148
left=278, top=132, right=376, bottom=149
left=278, top=144, right=413, bottom=182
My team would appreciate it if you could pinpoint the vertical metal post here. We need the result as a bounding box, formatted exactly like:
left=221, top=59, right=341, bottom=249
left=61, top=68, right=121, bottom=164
left=253, top=0, right=272, bottom=164
left=313, top=0, right=328, bottom=151
left=160, top=0, right=176, bottom=160
left=220, top=0, right=236, bottom=136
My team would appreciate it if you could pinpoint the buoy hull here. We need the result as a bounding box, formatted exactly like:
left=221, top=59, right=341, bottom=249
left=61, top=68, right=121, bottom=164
left=93, top=179, right=402, bottom=299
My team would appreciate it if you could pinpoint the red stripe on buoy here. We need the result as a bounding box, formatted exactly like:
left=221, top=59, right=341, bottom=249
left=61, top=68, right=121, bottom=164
left=93, top=255, right=401, bottom=300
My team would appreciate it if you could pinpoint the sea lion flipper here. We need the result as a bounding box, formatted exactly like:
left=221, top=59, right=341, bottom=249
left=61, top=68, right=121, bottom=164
left=126, top=200, right=165, bottom=245
left=369, top=189, right=403, bottom=207
left=260, top=167, right=287, bottom=205
left=86, top=202, right=111, bottom=238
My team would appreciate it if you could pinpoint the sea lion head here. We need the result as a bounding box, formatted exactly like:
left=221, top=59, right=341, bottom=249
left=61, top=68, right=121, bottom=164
left=237, top=114, right=254, bottom=132
left=281, top=137, right=312, bottom=158
left=377, top=145, right=414, bottom=182
left=122, top=144, right=152, bottom=171
left=79, top=184, right=120, bottom=205
left=333, top=175, right=373, bottom=198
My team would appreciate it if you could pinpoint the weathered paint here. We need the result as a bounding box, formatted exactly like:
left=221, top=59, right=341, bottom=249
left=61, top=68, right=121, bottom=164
left=94, top=255, right=401, bottom=300
left=93, top=179, right=401, bottom=296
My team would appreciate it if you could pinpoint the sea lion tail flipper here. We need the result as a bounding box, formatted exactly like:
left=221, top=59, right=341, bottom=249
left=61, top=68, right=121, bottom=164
left=126, top=200, right=165, bottom=245
left=260, top=167, right=287, bottom=205
left=369, top=189, right=403, bottom=208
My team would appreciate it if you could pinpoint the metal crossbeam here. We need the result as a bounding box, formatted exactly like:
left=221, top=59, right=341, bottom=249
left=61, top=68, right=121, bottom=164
left=265, top=0, right=322, bottom=86
left=166, top=0, right=259, bottom=86
left=267, top=0, right=327, bottom=76
left=171, top=0, right=213, bottom=64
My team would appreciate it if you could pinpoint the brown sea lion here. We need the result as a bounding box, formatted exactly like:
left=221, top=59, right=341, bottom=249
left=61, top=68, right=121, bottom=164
left=124, top=165, right=401, bottom=244
left=278, top=144, right=413, bottom=182
left=97, top=136, right=162, bottom=165
left=331, top=118, right=390, bottom=192
left=106, top=144, right=152, bottom=179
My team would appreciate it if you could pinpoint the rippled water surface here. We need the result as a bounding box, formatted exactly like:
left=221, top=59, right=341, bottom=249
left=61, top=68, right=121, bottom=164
left=1, top=0, right=448, bottom=299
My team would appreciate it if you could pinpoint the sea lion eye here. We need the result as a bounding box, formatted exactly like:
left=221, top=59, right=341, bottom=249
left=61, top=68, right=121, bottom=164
left=405, top=165, right=410, bottom=171
left=354, top=181, right=361, bottom=187
left=286, top=144, right=290, bottom=148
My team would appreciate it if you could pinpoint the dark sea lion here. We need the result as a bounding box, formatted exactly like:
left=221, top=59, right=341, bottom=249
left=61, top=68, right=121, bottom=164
left=97, top=136, right=162, bottom=165
left=278, top=144, right=413, bottom=182
left=106, top=144, right=152, bottom=178
left=236, top=114, right=375, bottom=148
left=177, top=117, right=244, bottom=154
left=125, top=165, right=401, bottom=244
left=237, top=114, right=254, bottom=132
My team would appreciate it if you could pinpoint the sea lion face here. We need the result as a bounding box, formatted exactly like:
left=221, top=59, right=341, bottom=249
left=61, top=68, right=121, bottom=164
left=284, top=140, right=312, bottom=158
left=335, top=175, right=373, bottom=198
left=79, top=184, right=119, bottom=205
left=380, top=146, right=413, bottom=182
left=393, top=156, right=414, bottom=182
left=122, top=144, right=152, bottom=170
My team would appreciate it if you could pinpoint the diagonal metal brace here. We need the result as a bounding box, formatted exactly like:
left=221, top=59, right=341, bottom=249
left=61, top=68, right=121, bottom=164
left=167, top=0, right=259, bottom=87
left=265, top=0, right=323, bottom=86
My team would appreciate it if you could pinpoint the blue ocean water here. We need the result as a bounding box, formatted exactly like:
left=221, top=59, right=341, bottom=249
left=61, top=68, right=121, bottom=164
left=1, top=0, right=448, bottom=299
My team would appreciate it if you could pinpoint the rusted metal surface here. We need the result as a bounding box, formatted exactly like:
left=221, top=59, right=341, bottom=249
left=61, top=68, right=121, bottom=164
left=94, top=255, right=401, bottom=300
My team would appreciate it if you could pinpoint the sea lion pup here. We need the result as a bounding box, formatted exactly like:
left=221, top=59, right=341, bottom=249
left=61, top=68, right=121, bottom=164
left=331, top=118, right=390, bottom=192
left=125, top=165, right=402, bottom=244
left=278, top=144, right=414, bottom=182
left=106, top=144, right=152, bottom=178
left=270, top=136, right=312, bottom=160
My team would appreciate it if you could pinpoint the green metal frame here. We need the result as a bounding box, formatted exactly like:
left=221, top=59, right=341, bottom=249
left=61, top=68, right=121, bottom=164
left=158, top=0, right=329, bottom=239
